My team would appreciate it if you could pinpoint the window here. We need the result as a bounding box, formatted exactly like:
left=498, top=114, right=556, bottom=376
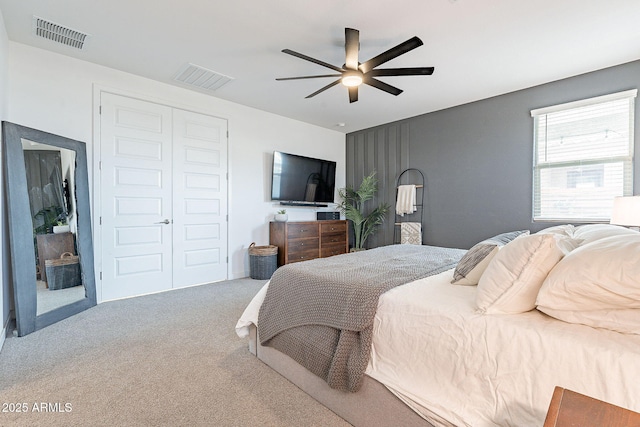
left=531, top=89, right=636, bottom=222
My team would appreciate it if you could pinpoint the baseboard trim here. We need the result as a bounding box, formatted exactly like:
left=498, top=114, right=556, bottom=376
left=0, top=316, right=9, bottom=352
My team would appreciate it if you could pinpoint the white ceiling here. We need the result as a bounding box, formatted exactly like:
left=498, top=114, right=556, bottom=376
left=1, top=0, right=640, bottom=134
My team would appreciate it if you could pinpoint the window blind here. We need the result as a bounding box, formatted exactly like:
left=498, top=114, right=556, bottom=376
left=531, top=90, right=636, bottom=222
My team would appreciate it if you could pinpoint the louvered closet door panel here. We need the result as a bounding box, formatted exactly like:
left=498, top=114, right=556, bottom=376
left=172, top=108, right=228, bottom=288
left=100, top=93, right=174, bottom=300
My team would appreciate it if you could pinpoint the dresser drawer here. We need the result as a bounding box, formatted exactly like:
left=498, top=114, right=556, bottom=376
left=320, top=221, right=347, bottom=235
left=287, top=223, right=320, bottom=239
left=320, top=243, right=347, bottom=258
left=287, top=240, right=320, bottom=263
left=287, top=237, right=319, bottom=252
left=321, top=232, right=346, bottom=246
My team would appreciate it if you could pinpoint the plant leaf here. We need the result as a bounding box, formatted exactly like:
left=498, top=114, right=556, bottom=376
left=337, top=171, right=387, bottom=248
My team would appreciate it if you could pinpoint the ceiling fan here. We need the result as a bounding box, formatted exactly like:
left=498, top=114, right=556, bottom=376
left=276, top=28, right=434, bottom=103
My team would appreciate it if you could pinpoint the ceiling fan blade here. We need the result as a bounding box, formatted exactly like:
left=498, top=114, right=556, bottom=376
left=305, top=79, right=342, bottom=98
left=367, top=67, right=434, bottom=77
left=359, top=36, right=424, bottom=73
left=276, top=74, right=342, bottom=81
left=282, top=49, right=344, bottom=73
left=345, top=28, right=360, bottom=70
left=363, top=76, right=403, bottom=96
left=348, top=86, right=358, bottom=103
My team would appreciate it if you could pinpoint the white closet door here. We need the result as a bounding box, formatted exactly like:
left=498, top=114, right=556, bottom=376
left=100, top=93, right=174, bottom=301
left=172, top=109, right=228, bottom=288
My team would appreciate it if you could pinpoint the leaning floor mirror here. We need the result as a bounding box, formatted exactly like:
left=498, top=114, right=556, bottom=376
left=3, top=122, right=96, bottom=336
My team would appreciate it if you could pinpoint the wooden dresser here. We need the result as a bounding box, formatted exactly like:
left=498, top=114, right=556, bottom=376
left=269, top=220, right=348, bottom=266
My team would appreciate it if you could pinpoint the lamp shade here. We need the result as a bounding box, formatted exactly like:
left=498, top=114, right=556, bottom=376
left=610, top=196, right=640, bottom=227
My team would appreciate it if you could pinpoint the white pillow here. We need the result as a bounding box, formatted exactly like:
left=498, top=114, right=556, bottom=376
left=537, top=307, right=640, bottom=335
left=536, top=234, right=640, bottom=334
left=476, top=234, right=573, bottom=314
left=451, top=230, right=529, bottom=286
left=572, top=223, right=638, bottom=245
left=535, top=224, right=575, bottom=237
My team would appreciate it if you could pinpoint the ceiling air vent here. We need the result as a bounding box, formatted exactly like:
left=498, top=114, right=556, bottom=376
left=33, top=16, right=89, bottom=50
left=174, top=63, right=234, bottom=92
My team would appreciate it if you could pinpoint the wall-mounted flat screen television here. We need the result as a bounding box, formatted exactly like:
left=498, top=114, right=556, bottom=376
left=271, top=151, right=336, bottom=206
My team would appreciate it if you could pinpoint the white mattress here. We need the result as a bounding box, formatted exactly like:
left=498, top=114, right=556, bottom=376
left=236, top=269, right=640, bottom=426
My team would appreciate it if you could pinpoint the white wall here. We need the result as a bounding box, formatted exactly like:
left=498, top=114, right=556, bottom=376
left=5, top=42, right=345, bottom=298
left=0, top=8, right=10, bottom=346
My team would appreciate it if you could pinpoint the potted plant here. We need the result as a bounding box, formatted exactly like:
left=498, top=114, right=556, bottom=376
left=274, top=209, right=288, bottom=222
left=33, top=206, right=66, bottom=234
left=337, top=171, right=389, bottom=251
left=53, top=219, right=71, bottom=234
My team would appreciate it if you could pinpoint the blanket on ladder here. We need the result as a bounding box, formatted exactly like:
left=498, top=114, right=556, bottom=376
left=257, top=244, right=465, bottom=392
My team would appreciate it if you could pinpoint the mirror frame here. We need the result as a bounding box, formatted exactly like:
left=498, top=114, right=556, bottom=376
left=2, top=121, right=97, bottom=336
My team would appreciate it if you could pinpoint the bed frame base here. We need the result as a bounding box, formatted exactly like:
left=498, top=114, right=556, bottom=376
left=249, top=325, right=433, bottom=427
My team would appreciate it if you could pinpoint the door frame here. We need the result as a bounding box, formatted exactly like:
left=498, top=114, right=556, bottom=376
left=92, top=85, right=230, bottom=302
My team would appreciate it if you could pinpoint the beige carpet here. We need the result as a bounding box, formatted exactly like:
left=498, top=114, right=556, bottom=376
left=0, top=278, right=350, bottom=427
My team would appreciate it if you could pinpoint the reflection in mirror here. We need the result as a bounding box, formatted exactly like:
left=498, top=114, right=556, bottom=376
left=3, top=121, right=96, bottom=336
left=22, top=140, right=86, bottom=315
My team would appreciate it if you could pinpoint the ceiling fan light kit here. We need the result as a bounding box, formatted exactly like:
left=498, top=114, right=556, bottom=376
left=341, top=70, right=363, bottom=87
left=277, top=28, right=434, bottom=103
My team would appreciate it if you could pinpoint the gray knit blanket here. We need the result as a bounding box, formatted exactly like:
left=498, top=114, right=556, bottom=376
left=257, top=244, right=465, bottom=392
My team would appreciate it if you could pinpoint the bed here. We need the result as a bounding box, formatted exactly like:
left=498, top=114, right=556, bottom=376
left=236, top=224, right=640, bottom=426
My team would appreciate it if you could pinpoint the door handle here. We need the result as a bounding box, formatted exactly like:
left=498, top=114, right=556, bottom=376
left=154, top=219, right=170, bottom=224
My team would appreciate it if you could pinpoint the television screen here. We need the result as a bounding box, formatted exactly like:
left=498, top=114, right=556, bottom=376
left=271, top=151, right=336, bottom=205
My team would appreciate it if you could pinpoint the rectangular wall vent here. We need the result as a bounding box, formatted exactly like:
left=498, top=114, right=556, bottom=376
left=174, top=63, right=234, bottom=92
left=33, top=16, right=89, bottom=50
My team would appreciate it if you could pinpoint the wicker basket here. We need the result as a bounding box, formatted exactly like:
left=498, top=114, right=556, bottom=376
left=248, top=242, right=278, bottom=280
left=45, top=252, right=82, bottom=290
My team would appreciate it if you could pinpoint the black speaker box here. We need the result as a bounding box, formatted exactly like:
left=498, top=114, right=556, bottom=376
left=317, top=211, right=340, bottom=220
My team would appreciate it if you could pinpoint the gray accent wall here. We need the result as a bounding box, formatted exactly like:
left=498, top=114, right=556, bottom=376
left=346, top=122, right=410, bottom=249
left=346, top=59, right=640, bottom=250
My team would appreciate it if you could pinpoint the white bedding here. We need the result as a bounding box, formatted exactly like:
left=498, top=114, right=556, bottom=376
left=236, top=269, right=640, bottom=426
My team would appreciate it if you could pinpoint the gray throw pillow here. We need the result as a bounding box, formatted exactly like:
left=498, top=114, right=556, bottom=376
left=451, top=230, right=529, bottom=285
